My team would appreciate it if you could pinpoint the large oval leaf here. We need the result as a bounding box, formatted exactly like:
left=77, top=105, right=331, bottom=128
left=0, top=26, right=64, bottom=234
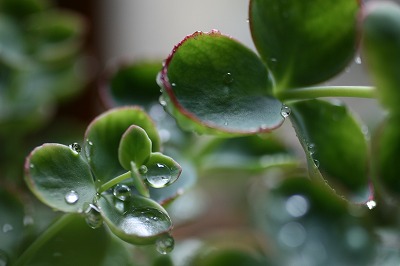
left=249, top=0, right=359, bottom=90
left=101, top=61, right=162, bottom=108
left=84, top=107, right=160, bottom=185
left=361, top=1, right=400, bottom=113
left=98, top=193, right=172, bottom=245
left=376, top=115, right=400, bottom=200
left=288, top=99, right=371, bottom=202
left=159, top=30, right=284, bottom=135
left=24, top=144, right=96, bottom=212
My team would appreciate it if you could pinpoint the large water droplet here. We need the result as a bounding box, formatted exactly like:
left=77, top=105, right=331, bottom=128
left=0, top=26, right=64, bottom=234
left=145, top=163, right=172, bottom=188
left=118, top=207, right=171, bottom=237
left=223, top=72, right=233, bottom=84
left=366, top=200, right=376, bottom=210
left=65, top=190, right=79, bottom=204
left=156, top=234, right=175, bottom=255
left=281, top=105, right=291, bottom=118
left=85, top=203, right=103, bottom=229
left=69, top=143, right=81, bottom=154
left=113, top=184, right=131, bottom=201
left=2, top=224, right=13, bottom=233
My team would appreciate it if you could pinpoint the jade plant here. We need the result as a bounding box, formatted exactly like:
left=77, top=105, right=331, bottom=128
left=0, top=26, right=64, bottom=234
left=24, top=107, right=182, bottom=254
left=10, top=0, right=400, bottom=265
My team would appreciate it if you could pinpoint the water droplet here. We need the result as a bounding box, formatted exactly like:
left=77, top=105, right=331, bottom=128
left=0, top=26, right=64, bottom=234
left=313, top=159, right=320, bottom=168
left=84, top=203, right=103, bottom=229
left=307, top=143, right=316, bottom=155
left=355, top=56, right=362, bottom=65
left=366, top=200, right=376, bottom=210
left=285, top=195, right=309, bottom=218
left=171, top=82, right=176, bottom=87
left=281, top=105, right=291, bottom=118
left=156, top=234, right=175, bottom=254
left=113, top=184, right=131, bottom=201
left=145, top=163, right=172, bottom=188
left=159, top=95, right=167, bottom=107
left=118, top=207, right=171, bottom=237
left=29, top=163, right=34, bottom=168
left=69, top=143, right=81, bottom=154
left=2, top=224, right=13, bottom=233
left=139, top=165, right=148, bottom=174
left=223, top=72, right=233, bottom=84
left=65, top=190, right=79, bottom=204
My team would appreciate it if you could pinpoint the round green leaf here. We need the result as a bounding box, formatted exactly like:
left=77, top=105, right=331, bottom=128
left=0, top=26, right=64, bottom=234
left=84, top=107, right=160, bottom=185
left=24, top=143, right=96, bottom=212
left=144, top=152, right=182, bottom=188
left=101, top=61, right=162, bottom=107
left=98, top=193, right=172, bottom=245
left=159, top=30, right=284, bottom=135
left=119, top=125, right=152, bottom=170
left=250, top=0, right=359, bottom=90
left=376, top=115, right=400, bottom=200
left=288, top=99, right=371, bottom=202
left=361, top=1, right=400, bottom=113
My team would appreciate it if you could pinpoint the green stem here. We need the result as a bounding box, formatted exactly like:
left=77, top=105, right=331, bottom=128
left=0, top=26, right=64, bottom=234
left=98, top=171, right=131, bottom=193
left=276, top=86, right=376, bottom=101
left=15, top=214, right=76, bottom=266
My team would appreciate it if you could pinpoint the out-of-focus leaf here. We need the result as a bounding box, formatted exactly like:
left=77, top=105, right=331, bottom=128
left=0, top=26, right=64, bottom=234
left=288, top=99, right=370, bottom=202
left=250, top=0, right=359, bottom=90
left=361, top=1, right=400, bottom=113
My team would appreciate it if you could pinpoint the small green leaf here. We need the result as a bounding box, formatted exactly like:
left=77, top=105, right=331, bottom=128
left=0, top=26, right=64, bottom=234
left=119, top=125, right=152, bottom=170
left=159, top=31, right=284, bottom=135
left=144, top=152, right=182, bottom=188
left=361, top=1, right=400, bottom=113
left=376, top=115, right=400, bottom=200
left=24, top=144, right=96, bottom=212
left=84, top=107, right=160, bottom=185
left=131, top=161, right=150, bottom=198
left=250, top=0, right=359, bottom=90
left=98, top=193, right=172, bottom=245
left=288, top=99, right=370, bottom=202
left=102, top=61, right=162, bottom=107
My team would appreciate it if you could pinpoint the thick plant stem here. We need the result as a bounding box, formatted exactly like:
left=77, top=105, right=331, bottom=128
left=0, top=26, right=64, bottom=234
left=14, top=214, right=76, bottom=266
left=98, top=171, right=132, bottom=193
left=276, top=86, right=376, bottom=101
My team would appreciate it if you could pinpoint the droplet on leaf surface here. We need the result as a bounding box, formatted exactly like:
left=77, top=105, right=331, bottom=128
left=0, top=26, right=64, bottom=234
left=85, top=203, right=103, bottom=229
left=145, top=163, right=172, bottom=188
left=65, top=190, right=79, bottom=204
left=366, top=200, right=376, bottom=210
left=156, top=234, right=175, bottom=254
left=118, top=207, right=171, bottom=237
left=113, top=184, right=131, bottom=201
left=139, top=165, right=148, bottom=174
left=223, top=72, right=233, bottom=84
left=281, top=105, right=291, bottom=118
left=69, top=143, right=81, bottom=154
